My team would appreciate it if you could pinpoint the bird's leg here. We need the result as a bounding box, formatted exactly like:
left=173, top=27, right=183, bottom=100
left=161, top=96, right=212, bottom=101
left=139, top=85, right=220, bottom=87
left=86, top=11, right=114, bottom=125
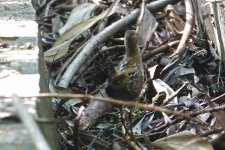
left=120, top=106, right=136, bottom=142
left=128, top=106, right=136, bottom=142
left=120, top=106, right=130, bottom=138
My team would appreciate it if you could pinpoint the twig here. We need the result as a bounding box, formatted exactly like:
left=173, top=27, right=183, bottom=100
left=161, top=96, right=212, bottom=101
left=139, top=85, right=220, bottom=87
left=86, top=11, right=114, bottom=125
left=11, top=94, right=51, bottom=150
left=204, top=89, right=225, bottom=131
left=44, top=0, right=56, bottom=17
left=200, top=128, right=223, bottom=137
left=189, top=104, right=225, bottom=116
left=142, top=40, right=180, bottom=61
left=163, top=82, right=189, bottom=105
left=100, top=45, right=125, bottom=53
left=73, top=106, right=84, bottom=150
left=136, top=0, right=146, bottom=33
left=209, top=1, right=225, bottom=72
left=212, top=92, right=225, bottom=102
left=5, top=93, right=205, bottom=125
left=146, top=0, right=180, bottom=12
left=172, top=0, right=194, bottom=56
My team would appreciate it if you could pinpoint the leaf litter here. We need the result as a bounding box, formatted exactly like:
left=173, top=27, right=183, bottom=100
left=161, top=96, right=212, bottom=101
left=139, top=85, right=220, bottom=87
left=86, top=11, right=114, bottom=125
left=35, top=0, right=225, bottom=149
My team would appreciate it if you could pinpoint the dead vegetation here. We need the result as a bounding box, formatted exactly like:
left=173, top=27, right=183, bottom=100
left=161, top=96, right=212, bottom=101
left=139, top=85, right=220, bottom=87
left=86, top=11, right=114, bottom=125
left=34, top=0, right=225, bottom=149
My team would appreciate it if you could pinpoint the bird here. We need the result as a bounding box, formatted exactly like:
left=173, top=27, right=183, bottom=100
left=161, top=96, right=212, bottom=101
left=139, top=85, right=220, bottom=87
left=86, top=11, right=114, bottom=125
left=105, top=30, right=144, bottom=101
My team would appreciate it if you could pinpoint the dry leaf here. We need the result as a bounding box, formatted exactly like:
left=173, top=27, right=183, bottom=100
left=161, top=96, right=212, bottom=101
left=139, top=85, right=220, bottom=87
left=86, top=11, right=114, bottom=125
left=152, top=131, right=214, bottom=150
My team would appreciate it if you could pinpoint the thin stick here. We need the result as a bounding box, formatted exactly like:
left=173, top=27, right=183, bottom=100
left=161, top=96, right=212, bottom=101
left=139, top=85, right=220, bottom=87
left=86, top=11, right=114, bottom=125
left=172, top=0, right=194, bottom=56
left=136, top=0, right=146, bottom=33
left=163, top=82, right=189, bottom=105
left=5, top=93, right=204, bottom=125
left=73, top=106, right=84, bottom=150
left=189, top=104, right=225, bottom=116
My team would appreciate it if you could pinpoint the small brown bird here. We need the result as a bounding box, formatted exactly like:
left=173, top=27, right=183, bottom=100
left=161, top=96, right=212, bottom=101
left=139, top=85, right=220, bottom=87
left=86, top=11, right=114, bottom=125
left=105, top=30, right=144, bottom=101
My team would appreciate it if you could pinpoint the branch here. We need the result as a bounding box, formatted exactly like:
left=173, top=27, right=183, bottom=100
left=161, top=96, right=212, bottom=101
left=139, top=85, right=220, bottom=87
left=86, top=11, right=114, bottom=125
left=190, top=104, right=225, bottom=116
left=4, top=93, right=205, bottom=125
left=172, top=0, right=194, bottom=56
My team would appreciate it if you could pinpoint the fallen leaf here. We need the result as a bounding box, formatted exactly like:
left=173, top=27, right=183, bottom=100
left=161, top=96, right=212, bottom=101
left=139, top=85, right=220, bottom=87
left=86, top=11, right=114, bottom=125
left=152, top=131, right=214, bottom=150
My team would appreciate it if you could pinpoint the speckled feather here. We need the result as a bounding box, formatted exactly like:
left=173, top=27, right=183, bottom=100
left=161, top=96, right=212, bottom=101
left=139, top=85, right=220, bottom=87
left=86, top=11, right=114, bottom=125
left=105, top=30, right=144, bottom=101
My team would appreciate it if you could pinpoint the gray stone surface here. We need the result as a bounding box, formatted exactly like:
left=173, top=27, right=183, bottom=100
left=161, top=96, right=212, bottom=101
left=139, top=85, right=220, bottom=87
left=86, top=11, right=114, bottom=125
left=0, top=0, right=36, bottom=21
left=0, top=124, right=36, bottom=150
left=0, top=0, right=38, bottom=46
left=0, top=0, right=42, bottom=149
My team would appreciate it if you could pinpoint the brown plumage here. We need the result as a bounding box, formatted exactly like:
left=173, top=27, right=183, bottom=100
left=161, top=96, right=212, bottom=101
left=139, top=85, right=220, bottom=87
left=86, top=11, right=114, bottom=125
left=105, top=30, right=144, bottom=101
